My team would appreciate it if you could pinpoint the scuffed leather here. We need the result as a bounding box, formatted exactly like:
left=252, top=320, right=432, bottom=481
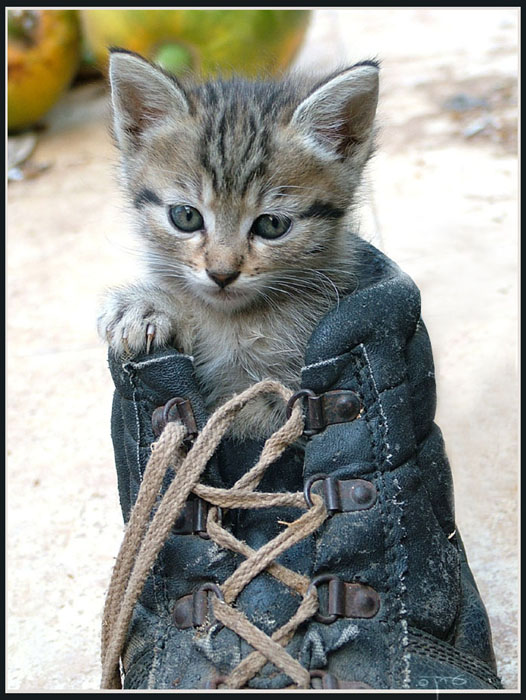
left=107, top=239, right=502, bottom=689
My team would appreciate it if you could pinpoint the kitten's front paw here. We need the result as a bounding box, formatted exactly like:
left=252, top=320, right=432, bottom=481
left=97, top=285, right=177, bottom=357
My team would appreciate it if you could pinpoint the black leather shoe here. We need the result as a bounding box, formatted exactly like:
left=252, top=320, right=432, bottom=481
left=103, top=239, right=501, bottom=690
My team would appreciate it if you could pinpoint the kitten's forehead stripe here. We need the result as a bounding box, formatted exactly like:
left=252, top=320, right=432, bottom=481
left=239, top=161, right=268, bottom=199
left=194, top=77, right=293, bottom=198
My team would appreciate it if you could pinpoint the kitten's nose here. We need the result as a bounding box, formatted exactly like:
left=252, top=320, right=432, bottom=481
left=206, top=269, right=240, bottom=288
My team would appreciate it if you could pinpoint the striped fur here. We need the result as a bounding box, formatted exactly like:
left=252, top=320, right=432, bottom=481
left=99, top=50, right=379, bottom=438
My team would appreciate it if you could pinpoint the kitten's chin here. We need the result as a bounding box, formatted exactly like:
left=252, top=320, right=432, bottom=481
left=191, top=284, right=258, bottom=313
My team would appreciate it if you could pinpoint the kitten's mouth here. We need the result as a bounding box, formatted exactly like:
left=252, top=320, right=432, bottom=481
left=194, top=283, right=256, bottom=311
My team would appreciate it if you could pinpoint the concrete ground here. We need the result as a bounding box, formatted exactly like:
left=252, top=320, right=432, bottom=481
left=7, top=9, right=518, bottom=691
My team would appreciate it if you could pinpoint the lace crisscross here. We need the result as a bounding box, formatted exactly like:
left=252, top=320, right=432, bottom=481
left=100, top=379, right=329, bottom=690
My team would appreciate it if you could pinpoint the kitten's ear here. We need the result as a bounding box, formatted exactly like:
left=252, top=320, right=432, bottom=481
left=290, top=62, right=379, bottom=159
left=109, top=49, right=190, bottom=149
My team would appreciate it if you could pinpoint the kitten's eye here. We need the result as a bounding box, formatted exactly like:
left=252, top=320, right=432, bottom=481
left=251, top=214, right=292, bottom=240
left=169, top=205, right=204, bottom=233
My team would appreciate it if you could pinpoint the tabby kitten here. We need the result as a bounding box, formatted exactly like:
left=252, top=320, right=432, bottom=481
left=98, top=49, right=379, bottom=438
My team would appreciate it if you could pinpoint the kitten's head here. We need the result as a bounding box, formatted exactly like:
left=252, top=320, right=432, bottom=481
left=109, top=49, right=379, bottom=313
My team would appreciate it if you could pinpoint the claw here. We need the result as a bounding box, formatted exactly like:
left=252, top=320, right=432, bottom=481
left=146, top=324, right=155, bottom=354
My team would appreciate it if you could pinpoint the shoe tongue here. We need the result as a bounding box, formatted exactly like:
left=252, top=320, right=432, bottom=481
left=216, top=437, right=305, bottom=492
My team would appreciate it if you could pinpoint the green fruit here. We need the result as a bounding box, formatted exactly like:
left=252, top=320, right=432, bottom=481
left=80, top=9, right=311, bottom=77
left=153, top=43, right=194, bottom=74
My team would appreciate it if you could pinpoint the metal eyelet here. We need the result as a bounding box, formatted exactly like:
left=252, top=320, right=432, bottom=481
left=286, top=388, right=318, bottom=419
left=171, top=498, right=223, bottom=539
left=196, top=582, right=225, bottom=602
left=305, top=474, right=378, bottom=514
left=197, top=506, right=224, bottom=540
left=197, top=583, right=225, bottom=632
left=173, top=582, right=225, bottom=631
left=303, top=473, right=329, bottom=509
left=151, top=396, right=198, bottom=441
left=307, top=574, right=339, bottom=624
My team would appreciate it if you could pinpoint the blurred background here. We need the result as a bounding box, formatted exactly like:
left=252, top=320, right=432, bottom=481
left=7, top=8, right=518, bottom=690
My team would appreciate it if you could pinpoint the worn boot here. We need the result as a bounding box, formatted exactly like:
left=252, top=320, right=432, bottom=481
left=100, top=239, right=502, bottom=690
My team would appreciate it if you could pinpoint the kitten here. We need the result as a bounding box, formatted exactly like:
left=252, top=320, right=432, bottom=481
left=97, top=49, right=379, bottom=439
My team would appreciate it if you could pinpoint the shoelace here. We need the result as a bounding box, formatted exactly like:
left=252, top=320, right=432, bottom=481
left=100, top=379, right=329, bottom=689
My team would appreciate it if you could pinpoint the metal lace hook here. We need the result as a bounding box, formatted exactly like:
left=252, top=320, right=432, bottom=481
left=285, top=388, right=318, bottom=419
left=303, top=473, right=329, bottom=509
